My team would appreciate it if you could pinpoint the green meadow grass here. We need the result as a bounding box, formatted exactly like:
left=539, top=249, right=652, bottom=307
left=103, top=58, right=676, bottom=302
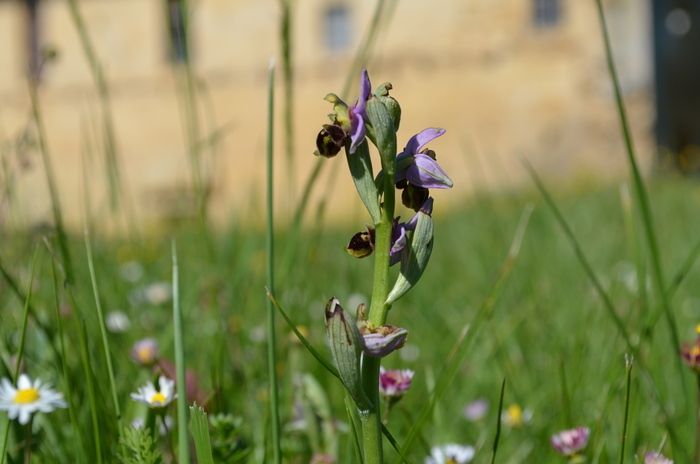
left=1, top=178, right=699, bottom=462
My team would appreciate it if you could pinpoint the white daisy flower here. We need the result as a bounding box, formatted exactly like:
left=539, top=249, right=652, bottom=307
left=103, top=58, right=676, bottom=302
left=425, top=443, right=475, bottom=464
left=130, top=376, right=176, bottom=408
left=0, top=374, right=67, bottom=424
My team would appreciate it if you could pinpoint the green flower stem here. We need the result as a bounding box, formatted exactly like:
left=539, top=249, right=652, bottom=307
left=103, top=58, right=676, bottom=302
left=361, top=356, right=383, bottom=464
left=361, top=98, right=397, bottom=464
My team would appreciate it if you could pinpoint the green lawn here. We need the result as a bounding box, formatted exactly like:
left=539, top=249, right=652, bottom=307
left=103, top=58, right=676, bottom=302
left=1, top=177, right=698, bottom=463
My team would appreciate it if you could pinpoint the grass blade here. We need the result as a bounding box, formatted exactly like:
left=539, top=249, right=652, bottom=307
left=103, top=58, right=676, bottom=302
left=618, top=355, right=633, bottom=464
left=594, top=0, right=684, bottom=392
left=27, top=77, right=74, bottom=285
left=265, top=58, right=282, bottom=464
left=490, top=378, right=506, bottom=464
left=172, top=240, right=190, bottom=464
left=189, top=405, right=214, bottom=464
left=85, top=227, right=121, bottom=420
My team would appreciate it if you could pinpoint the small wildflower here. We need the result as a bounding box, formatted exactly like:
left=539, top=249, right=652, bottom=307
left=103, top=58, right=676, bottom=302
left=425, top=444, right=475, bottom=464
left=645, top=451, right=673, bottom=464
left=0, top=374, right=67, bottom=424
left=502, top=403, right=532, bottom=428
left=131, top=338, right=159, bottom=366
left=463, top=398, right=489, bottom=422
left=379, top=367, right=414, bottom=398
left=550, top=427, right=590, bottom=457
left=131, top=282, right=172, bottom=306
left=106, top=310, right=131, bottom=333
left=131, top=376, right=175, bottom=408
left=680, top=324, right=700, bottom=371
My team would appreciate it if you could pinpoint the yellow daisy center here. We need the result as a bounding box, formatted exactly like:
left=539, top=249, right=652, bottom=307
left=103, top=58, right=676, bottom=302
left=445, top=459, right=458, bottom=464
left=14, top=388, right=40, bottom=404
left=695, top=324, right=700, bottom=335
left=150, top=392, right=166, bottom=405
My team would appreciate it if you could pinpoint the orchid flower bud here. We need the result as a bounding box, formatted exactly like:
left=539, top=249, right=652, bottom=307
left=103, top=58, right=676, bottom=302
left=374, top=82, right=401, bottom=131
left=324, top=298, right=370, bottom=410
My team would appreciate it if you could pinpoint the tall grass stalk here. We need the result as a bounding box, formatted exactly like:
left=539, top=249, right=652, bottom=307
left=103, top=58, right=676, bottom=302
left=490, top=378, right=506, bottom=464
left=171, top=240, right=190, bottom=464
left=397, top=205, right=533, bottom=460
left=618, top=355, right=633, bottom=464
left=84, top=228, right=121, bottom=420
left=594, top=0, right=684, bottom=388
left=0, top=247, right=39, bottom=464
left=279, top=0, right=295, bottom=202
left=65, top=0, right=122, bottom=212
left=47, top=241, right=86, bottom=462
left=28, top=78, right=74, bottom=285
left=265, top=58, right=282, bottom=464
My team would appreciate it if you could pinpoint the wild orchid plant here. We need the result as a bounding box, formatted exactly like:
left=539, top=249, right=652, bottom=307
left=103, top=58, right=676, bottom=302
left=314, top=69, right=453, bottom=463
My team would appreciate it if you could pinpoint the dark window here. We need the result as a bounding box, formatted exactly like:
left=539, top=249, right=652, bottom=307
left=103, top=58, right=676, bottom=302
left=533, top=0, right=561, bottom=28
left=167, top=0, right=189, bottom=62
left=324, top=5, right=351, bottom=52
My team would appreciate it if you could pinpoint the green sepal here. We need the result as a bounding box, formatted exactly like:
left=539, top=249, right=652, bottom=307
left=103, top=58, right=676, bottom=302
left=365, top=98, right=397, bottom=178
left=346, top=141, right=382, bottom=225
left=386, top=210, right=434, bottom=305
left=324, top=298, right=371, bottom=411
left=374, top=82, right=401, bottom=131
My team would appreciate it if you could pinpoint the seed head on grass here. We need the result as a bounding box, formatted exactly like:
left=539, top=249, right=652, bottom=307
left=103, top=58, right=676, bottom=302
left=0, top=374, right=66, bottom=424
left=131, top=376, right=176, bottom=408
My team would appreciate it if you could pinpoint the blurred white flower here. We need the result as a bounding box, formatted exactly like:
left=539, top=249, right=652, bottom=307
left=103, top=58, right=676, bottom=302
left=0, top=374, right=67, bottom=424
left=463, top=398, right=489, bottom=422
left=106, top=311, right=131, bottom=333
left=425, top=444, right=475, bottom=464
left=131, top=338, right=159, bottom=366
left=131, top=376, right=175, bottom=408
left=645, top=451, right=673, bottom=464
left=120, top=261, right=144, bottom=283
left=399, top=343, right=420, bottom=362
left=249, top=325, right=266, bottom=344
left=130, top=282, right=171, bottom=306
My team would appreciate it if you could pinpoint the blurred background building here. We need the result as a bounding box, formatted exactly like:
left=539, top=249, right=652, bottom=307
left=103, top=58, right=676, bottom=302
left=0, top=0, right=687, bottom=228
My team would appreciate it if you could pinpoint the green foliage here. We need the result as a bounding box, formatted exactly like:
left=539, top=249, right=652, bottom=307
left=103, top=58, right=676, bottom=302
left=208, top=414, right=251, bottom=463
left=189, top=405, right=214, bottom=464
left=117, top=426, right=162, bottom=464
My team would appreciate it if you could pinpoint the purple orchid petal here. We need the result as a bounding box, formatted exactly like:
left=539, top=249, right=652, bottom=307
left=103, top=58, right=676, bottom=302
left=348, top=113, right=366, bottom=154
left=405, top=153, right=453, bottom=189
left=402, top=128, right=445, bottom=156
left=355, top=69, right=371, bottom=114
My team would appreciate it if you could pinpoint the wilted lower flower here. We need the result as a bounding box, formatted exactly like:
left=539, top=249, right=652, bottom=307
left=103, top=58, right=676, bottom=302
left=396, top=128, right=452, bottom=190
left=550, top=427, right=590, bottom=457
left=0, top=374, right=67, bottom=424
left=425, top=444, right=475, bottom=464
left=131, top=376, right=175, bottom=408
left=645, top=451, right=673, bottom=464
left=361, top=325, right=408, bottom=358
left=379, top=367, right=414, bottom=398
left=463, top=398, right=489, bottom=422
left=131, top=338, right=159, bottom=366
